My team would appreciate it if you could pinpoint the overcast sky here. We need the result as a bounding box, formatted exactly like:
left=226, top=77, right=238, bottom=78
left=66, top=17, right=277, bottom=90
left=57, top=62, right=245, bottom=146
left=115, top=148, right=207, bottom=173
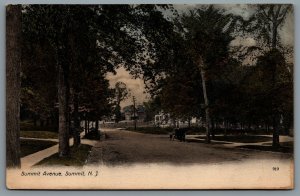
left=106, top=4, right=294, bottom=108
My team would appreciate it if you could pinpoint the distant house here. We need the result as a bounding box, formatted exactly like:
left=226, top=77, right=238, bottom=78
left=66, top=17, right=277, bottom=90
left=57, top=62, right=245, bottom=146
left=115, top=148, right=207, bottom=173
left=123, top=104, right=146, bottom=122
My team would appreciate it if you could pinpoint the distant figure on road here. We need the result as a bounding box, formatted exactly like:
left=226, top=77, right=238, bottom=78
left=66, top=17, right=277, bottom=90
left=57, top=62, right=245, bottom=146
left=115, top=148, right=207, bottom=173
left=170, top=128, right=186, bottom=142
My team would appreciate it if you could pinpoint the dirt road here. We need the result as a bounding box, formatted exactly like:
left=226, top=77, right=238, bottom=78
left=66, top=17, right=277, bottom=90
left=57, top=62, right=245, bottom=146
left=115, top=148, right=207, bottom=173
left=87, top=128, right=292, bottom=166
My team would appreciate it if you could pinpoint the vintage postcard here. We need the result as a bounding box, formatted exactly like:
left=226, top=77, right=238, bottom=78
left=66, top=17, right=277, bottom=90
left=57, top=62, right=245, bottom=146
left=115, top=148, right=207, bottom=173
left=6, top=4, right=294, bottom=189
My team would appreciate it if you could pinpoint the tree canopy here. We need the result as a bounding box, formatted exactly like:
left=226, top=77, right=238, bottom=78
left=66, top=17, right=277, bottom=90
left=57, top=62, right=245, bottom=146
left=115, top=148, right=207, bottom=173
left=8, top=4, right=294, bottom=166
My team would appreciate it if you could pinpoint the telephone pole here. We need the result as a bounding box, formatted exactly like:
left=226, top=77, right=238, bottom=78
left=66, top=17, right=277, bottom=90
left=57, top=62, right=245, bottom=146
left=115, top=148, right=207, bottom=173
left=132, top=96, right=137, bottom=130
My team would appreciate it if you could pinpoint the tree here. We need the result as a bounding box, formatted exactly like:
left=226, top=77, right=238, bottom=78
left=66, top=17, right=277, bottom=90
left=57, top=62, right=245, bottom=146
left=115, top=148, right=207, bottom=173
left=246, top=5, right=292, bottom=49
left=143, top=97, right=161, bottom=122
left=245, top=4, right=293, bottom=147
left=159, top=55, right=203, bottom=122
left=113, top=82, right=129, bottom=122
left=22, top=5, right=72, bottom=156
left=255, top=49, right=292, bottom=147
left=6, top=5, right=22, bottom=168
left=21, top=5, right=140, bottom=155
left=179, top=6, right=238, bottom=142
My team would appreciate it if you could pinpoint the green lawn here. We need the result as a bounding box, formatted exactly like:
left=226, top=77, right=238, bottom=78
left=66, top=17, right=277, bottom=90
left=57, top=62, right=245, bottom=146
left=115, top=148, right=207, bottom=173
left=35, top=144, right=92, bottom=167
left=185, top=138, right=231, bottom=144
left=238, top=145, right=293, bottom=153
left=21, top=139, right=58, bottom=157
left=125, top=127, right=173, bottom=134
left=20, top=120, right=57, bottom=132
left=20, top=131, right=58, bottom=139
left=196, top=135, right=273, bottom=143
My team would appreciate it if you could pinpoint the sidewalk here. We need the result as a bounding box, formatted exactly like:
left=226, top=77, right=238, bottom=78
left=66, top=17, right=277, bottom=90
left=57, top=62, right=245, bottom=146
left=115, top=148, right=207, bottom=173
left=20, top=131, right=97, bottom=169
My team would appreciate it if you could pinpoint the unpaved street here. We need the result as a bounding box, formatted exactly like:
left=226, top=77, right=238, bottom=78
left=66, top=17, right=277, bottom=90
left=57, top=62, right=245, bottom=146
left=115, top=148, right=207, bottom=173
left=87, top=128, right=292, bottom=166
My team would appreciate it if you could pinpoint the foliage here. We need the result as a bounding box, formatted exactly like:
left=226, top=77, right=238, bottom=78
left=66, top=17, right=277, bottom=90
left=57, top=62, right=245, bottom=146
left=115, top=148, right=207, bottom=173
left=18, top=4, right=294, bottom=156
left=143, top=97, right=162, bottom=122
left=244, top=4, right=292, bottom=49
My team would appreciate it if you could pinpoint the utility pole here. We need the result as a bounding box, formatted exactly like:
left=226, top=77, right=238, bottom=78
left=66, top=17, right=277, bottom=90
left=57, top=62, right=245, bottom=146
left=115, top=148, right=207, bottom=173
left=132, top=96, right=137, bottom=130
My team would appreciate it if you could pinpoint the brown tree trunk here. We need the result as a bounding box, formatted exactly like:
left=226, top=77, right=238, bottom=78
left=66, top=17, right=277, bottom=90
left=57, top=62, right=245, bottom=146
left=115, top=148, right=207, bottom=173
left=73, top=92, right=80, bottom=147
left=6, top=5, right=22, bottom=168
left=95, top=120, right=99, bottom=131
left=46, top=118, right=49, bottom=126
left=211, top=119, right=215, bottom=139
left=57, top=57, right=70, bottom=157
left=271, top=7, right=281, bottom=147
left=271, top=47, right=280, bottom=148
left=224, top=121, right=227, bottom=136
left=272, top=115, right=280, bottom=148
left=33, top=115, right=37, bottom=126
left=198, top=59, right=211, bottom=143
left=84, top=117, right=87, bottom=135
left=40, top=119, right=44, bottom=127
left=272, top=19, right=278, bottom=49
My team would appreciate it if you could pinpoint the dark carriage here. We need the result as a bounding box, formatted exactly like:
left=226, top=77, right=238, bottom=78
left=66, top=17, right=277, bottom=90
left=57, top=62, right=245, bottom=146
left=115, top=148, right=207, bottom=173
left=170, top=128, right=187, bottom=142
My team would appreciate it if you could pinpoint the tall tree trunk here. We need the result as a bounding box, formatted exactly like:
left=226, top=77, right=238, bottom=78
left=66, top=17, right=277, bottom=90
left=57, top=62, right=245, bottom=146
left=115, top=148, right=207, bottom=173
left=271, top=8, right=281, bottom=147
left=211, top=119, right=215, bottom=139
left=6, top=5, right=22, bottom=168
left=271, top=47, right=280, bottom=148
left=272, top=23, right=278, bottom=49
left=73, top=92, right=81, bottom=147
left=57, top=57, right=70, bottom=157
left=224, top=121, right=227, bottom=136
left=40, top=119, right=44, bottom=127
left=272, top=115, right=280, bottom=148
left=84, top=115, right=87, bottom=135
left=33, top=114, right=37, bottom=126
left=46, top=118, right=49, bottom=126
left=95, top=120, right=99, bottom=131
left=198, top=59, right=211, bottom=143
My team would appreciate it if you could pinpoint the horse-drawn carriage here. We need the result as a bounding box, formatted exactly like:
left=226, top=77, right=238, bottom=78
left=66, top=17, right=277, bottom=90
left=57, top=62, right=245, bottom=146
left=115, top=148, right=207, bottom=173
left=170, top=128, right=187, bottom=142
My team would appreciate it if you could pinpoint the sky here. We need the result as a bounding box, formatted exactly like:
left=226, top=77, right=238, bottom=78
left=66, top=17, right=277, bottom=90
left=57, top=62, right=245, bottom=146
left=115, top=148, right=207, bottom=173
left=106, top=4, right=294, bottom=108
left=106, top=67, right=149, bottom=107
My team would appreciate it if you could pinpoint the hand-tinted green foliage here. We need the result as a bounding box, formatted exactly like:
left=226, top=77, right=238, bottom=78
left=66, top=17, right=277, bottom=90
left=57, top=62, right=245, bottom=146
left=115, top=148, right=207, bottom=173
left=150, top=6, right=240, bottom=122
left=21, top=5, right=147, bottom=124
left=20, top=4, right=294, bottom=141
left=141, top=5, right=293, bottom=138
left=180, top=6, right=236, bottom=68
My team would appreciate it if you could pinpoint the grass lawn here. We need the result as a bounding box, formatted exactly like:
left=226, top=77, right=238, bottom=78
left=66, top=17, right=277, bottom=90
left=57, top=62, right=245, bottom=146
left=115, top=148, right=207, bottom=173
left=21, top=139, right=58, bottom=157
left=20, top=120, right=57, bottom=132
left=185, top=138, right=231, bottom=144
left=20, top=131, right=58, bottom=139
left=125, top=127, right=173, bottom=134
left=196, top=135, right=273, bottom=143
left=35, top=144, right=92, bottom=167
left=237, top=145, right=293, bottom=153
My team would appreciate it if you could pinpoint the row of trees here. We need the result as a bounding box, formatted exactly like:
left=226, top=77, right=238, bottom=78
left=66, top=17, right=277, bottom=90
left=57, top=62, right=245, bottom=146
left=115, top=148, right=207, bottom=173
left=7, top=4, right=178, bottom=167
left=141, top=5, right=293, bottom=144
left=7, top=4, right=293, bottom=167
